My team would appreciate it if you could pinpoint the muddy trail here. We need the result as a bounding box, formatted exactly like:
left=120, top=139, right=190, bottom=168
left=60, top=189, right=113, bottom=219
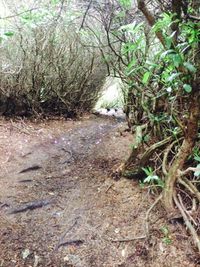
left=0, top=116, right=198, bottom=267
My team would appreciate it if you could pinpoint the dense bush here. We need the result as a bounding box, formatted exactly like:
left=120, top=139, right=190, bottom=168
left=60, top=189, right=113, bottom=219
left=0, top=3, right=107, bottom=117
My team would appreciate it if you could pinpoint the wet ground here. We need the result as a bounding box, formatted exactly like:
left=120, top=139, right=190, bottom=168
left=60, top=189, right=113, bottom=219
left=0, top=115, right=198, bottom=267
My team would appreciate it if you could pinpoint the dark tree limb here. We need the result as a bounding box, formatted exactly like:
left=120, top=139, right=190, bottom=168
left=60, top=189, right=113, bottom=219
left=137, top=0, right=166, bottom=47
left=79, top=0, right=93, bottom=30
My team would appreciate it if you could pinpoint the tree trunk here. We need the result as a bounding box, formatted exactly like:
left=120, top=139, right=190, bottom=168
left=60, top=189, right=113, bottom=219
left=137, top=0, right=166, bottom=46
left=163, top=89, right=200, bottom=213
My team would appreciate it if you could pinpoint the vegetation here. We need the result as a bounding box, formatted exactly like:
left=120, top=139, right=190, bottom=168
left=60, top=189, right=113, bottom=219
left=83, top=0, right=200, bottom=251
left=0, top=1, right=106, bottom=117
left=0, top=0, right=200, bottom=253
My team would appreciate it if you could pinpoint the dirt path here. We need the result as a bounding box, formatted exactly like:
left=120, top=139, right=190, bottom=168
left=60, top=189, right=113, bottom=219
left=0, top=116, right=198, bottom=267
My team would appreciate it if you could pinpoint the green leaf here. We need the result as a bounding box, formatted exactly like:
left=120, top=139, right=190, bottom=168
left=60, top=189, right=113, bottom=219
left=161, top=49, right=176, bottom=58
left=166, top=72, right=181, bottom=82
left=157, top=179, right=165, bottom=188
left=161, top=226, right=169, bottom=236
left=162, top=237, right=172, bottom=245
left=194, top=164, right=200, bottom=177
left=146, top=61, right=159, bottom=68
left=194, top=155, right=200, bottom=162
left=183, top=62, right=196, bottom=73
left=4, top=31, right=14, bottom=37
left=21, top=14, right=33, bottom=20
left=171, top=54, right=182, bottom=68
left=166, top=39, right=172, bottom=49
left=120, top=22, right=143, bottom=33
left=119, top=0, right=131, bottom=8
left=142, top=167, right=152, bottom=176
left=143, top=175, right=159, bottom=183
left=127, top=59, right=136, bottom=70
left=183, top=84, right=192, bottom=93
left=51, top=0, right=60, bottom=4
left=142, top=71, right=151, bottom=84
left=123, top=42, right=138, bottom=53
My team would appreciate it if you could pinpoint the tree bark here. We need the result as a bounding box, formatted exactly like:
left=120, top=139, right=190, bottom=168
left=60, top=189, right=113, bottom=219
left=137, top=0, right=166, bottom=47
left=137, top=0, right=200, bottom=214
left=163, top=89, right=200, bottom=213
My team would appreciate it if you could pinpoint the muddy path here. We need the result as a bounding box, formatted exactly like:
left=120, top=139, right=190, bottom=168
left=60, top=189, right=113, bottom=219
left=0, top=116, right=198, bottom=267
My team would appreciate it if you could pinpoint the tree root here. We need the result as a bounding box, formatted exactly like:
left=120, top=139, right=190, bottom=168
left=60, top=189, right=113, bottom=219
left=173, top=192, right=200, bottom=253
left=108, top=193, right=162, bottom=243
left=120, top=134, right=178, bottom=179
left=162, top=138, right=183, bottom=176
left=178, top=177, right=200, bottom=202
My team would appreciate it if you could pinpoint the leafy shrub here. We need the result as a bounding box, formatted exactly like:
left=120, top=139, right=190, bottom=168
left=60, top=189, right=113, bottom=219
left=0, top=3, right=106, bottom=117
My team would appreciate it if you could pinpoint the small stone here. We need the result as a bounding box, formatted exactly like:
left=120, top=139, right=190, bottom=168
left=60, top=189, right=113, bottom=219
left=22, top=248, right=30, bottom=260
left=115, top=228, right=120, bottom=234
left=121, top=249, right=126, bottom=257
left=34, top=254, right=40, bottom=267
left=63, top=255, right=69, bottom=262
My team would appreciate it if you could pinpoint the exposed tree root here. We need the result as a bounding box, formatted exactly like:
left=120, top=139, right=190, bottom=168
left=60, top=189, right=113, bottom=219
left=178, top=177, right=200, bottom=202
left=173, top=192, right=200, bottom=253
left=120, top=132, right=179, bottom=179
left=108, top=193, right=162, bottom=244
left=162, top=138, right=183, bottom=176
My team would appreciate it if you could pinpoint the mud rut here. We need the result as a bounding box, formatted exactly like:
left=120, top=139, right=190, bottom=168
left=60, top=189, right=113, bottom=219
left=0, top=116, right=197, bottom=267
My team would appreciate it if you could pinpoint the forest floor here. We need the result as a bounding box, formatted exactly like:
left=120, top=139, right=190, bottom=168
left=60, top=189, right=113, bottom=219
left=0, top=115, right=199, bottom=267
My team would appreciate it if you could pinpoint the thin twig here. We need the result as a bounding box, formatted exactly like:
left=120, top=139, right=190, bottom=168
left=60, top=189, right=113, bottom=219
left=0, top=7, right=39, bottom=20
left=105, top=183, right=114, bottom=193
left=10, top=120, right=32, bottom=135
left=178, top=194, right=197, bottom=226
left=79, top=0, right=93, bottom=30
left=55, top=218, right=79, bottom=251
left=110, top=236, right=146, bottom=243
left=145, top=194, right=163, bottom=238
left=57, top=239, right=84, bottom=249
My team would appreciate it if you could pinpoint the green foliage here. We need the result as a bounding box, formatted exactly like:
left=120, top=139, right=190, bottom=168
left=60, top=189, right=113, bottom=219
left=194, top=164, right=200, bottom=177
left=151, top=13, right=199, bottom=98
left=51, top=0, right=60, bottom=4
left=118, top=0, right=132, bottom=8
left=193, top=146, right=200, bottom=177
left=183, top=84, right=192, bottom=93
left=183, top=62, right=196, bottom=73
left=160, top=226, right=172, bottom=245
left=142, top=167, right=164, bottom=188
left=153, top=13, right=175, bottom=33
left=4, top=31, right=15, bottom=37
left=193, top=147, right=200, bottom=163
left=182, top=21, right=200, bottom=45
left=142, top=71, right=151, bottom=85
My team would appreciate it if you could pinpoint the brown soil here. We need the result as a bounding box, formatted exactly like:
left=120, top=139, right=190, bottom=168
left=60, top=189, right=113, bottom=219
left=0, top=115, right=199, bottom=267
